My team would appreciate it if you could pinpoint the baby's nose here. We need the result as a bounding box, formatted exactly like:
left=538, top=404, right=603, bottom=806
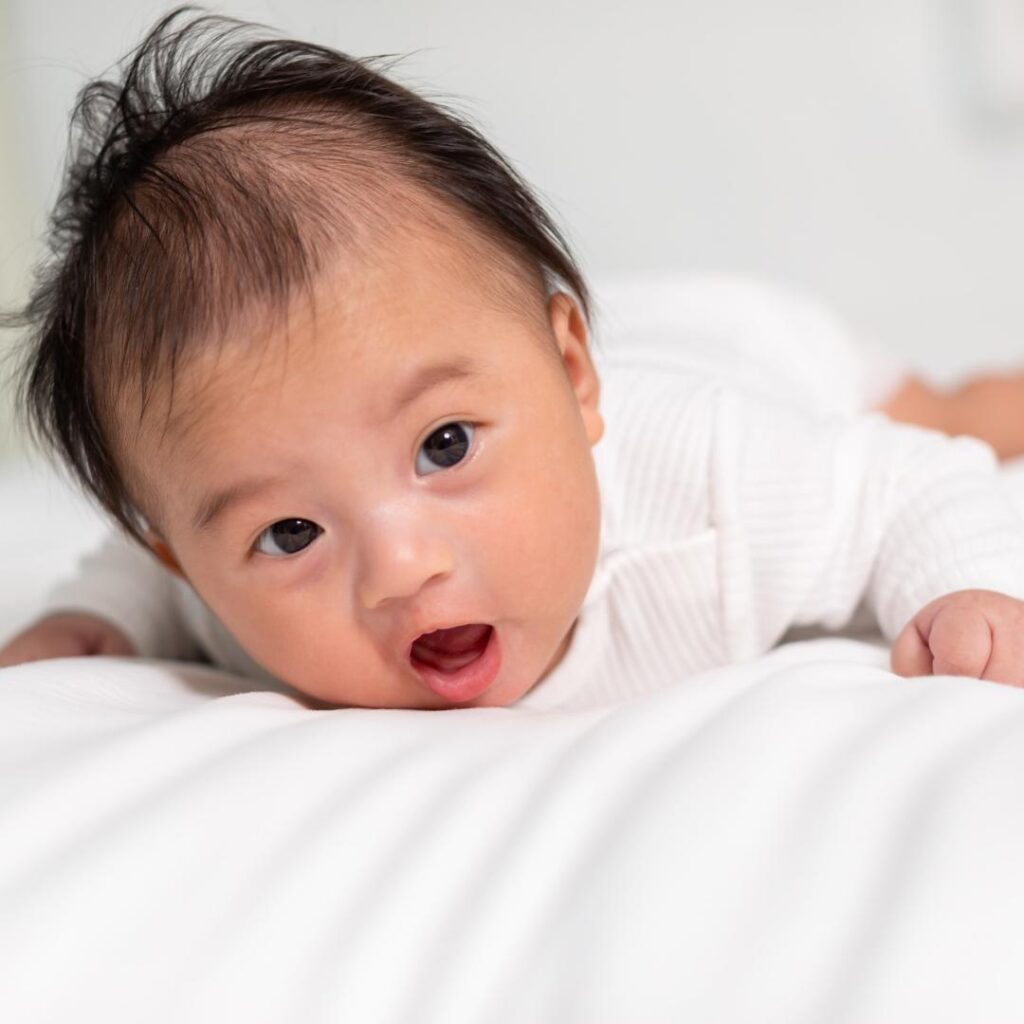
left=355, top=517, right=455, bottom=610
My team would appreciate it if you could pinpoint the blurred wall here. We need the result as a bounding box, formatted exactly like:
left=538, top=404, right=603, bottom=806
left=5, top=0, right=1024, bottom=461
left=0, top=0, right=31, bottom=457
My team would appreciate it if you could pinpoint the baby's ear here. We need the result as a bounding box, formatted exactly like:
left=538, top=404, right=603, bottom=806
left=146, top=534, right=186, bottom=579
left=548, top=292, right=604, bottom=446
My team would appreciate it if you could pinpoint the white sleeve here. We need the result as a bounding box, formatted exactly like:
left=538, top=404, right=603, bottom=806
left=710, top=386, right=1024, bottom=659
left=43, top=529, right=201, bottom=661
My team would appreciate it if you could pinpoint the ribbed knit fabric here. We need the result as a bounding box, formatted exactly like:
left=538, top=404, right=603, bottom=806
left=43, top=274, right=1024, bottom=710
left=516, top=361, right=1024, bottom=711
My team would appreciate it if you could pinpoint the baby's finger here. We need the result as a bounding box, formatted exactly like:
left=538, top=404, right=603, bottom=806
left=927, top=604, right=992, bottom=678
left=94, top=626, right=136, bottom=657
left=975, top=616, right=1024, bottom=687
left=890, top=620, right=934, bottom=677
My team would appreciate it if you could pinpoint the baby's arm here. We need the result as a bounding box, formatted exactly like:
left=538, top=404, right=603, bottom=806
left=708, top=384, right=1024, bottom=680
left=0, top=530, right=201, bottom=668
left=0, top=611, right=136, bottom=668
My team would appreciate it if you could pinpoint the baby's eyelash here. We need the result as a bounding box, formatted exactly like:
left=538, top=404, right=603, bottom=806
left=416, top=420, right=476, bottom=476
left=252, top=518, right=323, bottom=557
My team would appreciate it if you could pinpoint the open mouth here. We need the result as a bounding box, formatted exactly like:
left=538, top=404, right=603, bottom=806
left=410, top=623, right=501, bottom=703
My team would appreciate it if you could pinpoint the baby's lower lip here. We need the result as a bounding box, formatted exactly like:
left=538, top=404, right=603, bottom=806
left=410, top=625, right=501, bottom=704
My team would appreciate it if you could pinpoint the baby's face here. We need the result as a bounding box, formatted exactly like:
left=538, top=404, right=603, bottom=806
left=136, top=226, right=604, bottom=708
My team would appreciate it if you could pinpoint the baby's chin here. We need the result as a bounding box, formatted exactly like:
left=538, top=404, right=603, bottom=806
left=298, top=686, right=523, bottom=712
left=417, top=663, right=545, bottom=710
left=458, top=635, right=573, bottom=709
left=474, top=623, right=576, bottom=708
left=441, top=621, right=577, bottom=709
left=285, top=665, right=545, bottom=711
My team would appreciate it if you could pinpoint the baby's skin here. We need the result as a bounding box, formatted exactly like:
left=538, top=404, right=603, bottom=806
left=0, top=612, right=135, bottom=665
left=877, top=372, right=1024, bottom=462
left=6, top=276, right=1024, bottom=700
left=891, top=589, right=1024, bottom=682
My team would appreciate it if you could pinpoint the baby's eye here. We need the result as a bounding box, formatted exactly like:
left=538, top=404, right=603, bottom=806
left=416, top=421, right=475, bottom=476
left=254, top=518, right=323, bottom=557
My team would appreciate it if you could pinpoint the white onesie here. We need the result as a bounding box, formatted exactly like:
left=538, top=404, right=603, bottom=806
left=43, top=274, right=1024, bottom=710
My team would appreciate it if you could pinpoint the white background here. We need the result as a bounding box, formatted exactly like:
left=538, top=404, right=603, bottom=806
left=5, top=1, right=1024, bottom=453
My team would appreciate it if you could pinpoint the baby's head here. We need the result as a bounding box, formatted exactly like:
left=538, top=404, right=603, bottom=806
left=14, top=9, right=604, bottom=709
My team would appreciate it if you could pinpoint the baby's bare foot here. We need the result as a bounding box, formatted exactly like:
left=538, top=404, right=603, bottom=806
left=876, top=372, right=1024, bottom=461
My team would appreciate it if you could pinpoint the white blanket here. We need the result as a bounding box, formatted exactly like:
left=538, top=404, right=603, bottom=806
left=4, top=640, right=1024, bottom=1022
left=6, top=392, right=1024, bottom=1019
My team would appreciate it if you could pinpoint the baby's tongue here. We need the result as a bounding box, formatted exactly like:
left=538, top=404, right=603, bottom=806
left=412, top=623, right=491, bottom=671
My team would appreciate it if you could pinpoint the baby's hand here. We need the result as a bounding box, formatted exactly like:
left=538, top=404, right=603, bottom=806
left=0, top=612, right=136, bottom=669
left=891, top=589, right=1024, bottom=686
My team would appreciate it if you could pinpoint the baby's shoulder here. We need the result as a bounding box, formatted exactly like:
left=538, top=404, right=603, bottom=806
left=596, top=352, right=721, bottom=439
left=594, top=359, right=720, bottom=545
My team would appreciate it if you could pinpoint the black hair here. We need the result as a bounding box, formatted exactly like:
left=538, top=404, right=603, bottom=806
left=6, top=5, right=591, bottom=544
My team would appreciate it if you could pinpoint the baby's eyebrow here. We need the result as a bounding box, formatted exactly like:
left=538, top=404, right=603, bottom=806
left=385, top=356, right=479, bottom=422
left=193, top=475, right=288, bottom=534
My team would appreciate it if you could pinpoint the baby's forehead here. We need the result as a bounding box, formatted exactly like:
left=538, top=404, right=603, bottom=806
left=104, top=155, right=544, bottom=375
left=134, top=222, right=549, bottom=442
left=231, top=201, right=549, bottom=350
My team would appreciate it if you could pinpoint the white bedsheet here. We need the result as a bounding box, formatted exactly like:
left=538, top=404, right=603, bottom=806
left=6, top=401, right=1024, bottom=1020
left=4, top=640, right=1024, bottom=1022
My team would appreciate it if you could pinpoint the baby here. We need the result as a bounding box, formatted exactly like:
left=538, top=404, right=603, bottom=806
left=5, top=9, right=1024, bottom=711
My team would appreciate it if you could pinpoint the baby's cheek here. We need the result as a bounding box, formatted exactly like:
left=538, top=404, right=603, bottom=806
left=228, top=597, right=413, bottom=707
left=207, top=591, right=343, bottom=687
left=498, top=465, right=598, bottom=607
